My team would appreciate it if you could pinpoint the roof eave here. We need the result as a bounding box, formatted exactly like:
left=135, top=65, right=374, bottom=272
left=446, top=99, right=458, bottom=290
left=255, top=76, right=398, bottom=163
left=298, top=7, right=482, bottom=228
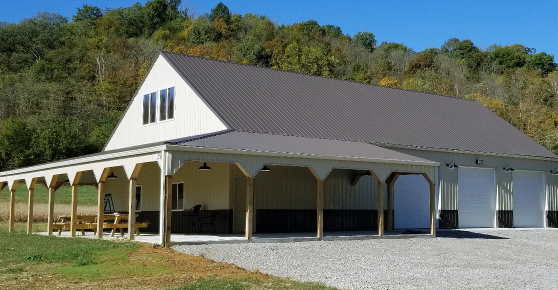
left=166, top=144, right=440, bottom=167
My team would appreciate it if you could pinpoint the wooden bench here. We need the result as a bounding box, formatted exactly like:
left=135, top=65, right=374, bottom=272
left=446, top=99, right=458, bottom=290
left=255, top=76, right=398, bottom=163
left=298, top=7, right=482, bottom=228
left=52, top=217, right=149, bottom=237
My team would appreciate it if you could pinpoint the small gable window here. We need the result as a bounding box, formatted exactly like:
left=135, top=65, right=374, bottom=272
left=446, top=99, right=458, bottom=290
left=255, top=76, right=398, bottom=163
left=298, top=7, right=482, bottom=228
left=159, top=87, right=175, bottom=121
left=143, top=92, right=157, bottom=125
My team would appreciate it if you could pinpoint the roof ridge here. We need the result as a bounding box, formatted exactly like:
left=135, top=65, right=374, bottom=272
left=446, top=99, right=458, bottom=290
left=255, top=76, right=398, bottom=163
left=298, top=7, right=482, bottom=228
left=159, top=51, right=477, bottom=103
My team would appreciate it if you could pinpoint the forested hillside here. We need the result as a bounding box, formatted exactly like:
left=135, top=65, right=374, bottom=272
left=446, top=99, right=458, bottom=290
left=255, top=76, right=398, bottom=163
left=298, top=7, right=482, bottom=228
left=1, top=0, right=557, bottom=171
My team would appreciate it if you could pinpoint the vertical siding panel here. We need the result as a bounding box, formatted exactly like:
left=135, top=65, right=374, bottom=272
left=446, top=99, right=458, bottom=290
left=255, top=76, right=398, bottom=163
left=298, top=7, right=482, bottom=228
left=137, top=162, right=161, bottom=211
left=173, top=161, right=230, bottom=210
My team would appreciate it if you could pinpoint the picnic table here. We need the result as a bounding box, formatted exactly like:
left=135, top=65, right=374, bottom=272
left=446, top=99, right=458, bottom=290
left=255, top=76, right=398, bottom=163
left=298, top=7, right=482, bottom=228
left=54, top=213, right=149, bottom=237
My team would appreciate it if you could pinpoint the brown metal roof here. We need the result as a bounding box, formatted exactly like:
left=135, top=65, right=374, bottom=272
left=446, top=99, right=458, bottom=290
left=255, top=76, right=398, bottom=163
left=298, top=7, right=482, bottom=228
left=162, top=51, right=557, bottom=159
left=168, top=130, right=438, bottom=165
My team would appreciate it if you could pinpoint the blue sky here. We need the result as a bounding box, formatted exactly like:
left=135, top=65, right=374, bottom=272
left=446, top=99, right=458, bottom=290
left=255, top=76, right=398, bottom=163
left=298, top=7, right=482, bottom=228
left=2, top=0, right=557, bottom=57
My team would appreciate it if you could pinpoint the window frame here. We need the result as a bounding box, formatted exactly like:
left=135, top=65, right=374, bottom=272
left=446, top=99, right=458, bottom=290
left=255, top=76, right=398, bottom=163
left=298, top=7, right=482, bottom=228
left=158, top=86, right=175, bottom=123
left=171, top=182, right=184, bottom=211
left=142, top=91, right=157, bottom=126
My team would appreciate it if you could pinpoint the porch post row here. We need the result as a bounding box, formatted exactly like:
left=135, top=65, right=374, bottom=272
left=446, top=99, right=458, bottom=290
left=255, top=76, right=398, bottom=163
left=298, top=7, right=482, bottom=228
left=128, top=178, right=137, bottom=241
left=96, top=181, right=105, bottom=239
left=245, top=176, right=254, bottom=240
left=27, top=185, right=34, bottom=234
left=163, top=175, right=173, bottom=247
left=316, top=178, right=324, bottom=240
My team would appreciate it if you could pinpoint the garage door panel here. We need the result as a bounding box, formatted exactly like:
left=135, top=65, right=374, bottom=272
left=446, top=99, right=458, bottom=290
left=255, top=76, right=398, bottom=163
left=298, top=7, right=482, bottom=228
left=394, top=175, right=430, bottom=229
left=513, top=171, right=545, bottom=228
left=458, top=168, right=495, bottom=228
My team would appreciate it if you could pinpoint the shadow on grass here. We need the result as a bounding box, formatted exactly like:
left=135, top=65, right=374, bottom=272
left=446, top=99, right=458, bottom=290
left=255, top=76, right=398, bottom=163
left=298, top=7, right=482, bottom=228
left=436, top=230, right=508, bottom=239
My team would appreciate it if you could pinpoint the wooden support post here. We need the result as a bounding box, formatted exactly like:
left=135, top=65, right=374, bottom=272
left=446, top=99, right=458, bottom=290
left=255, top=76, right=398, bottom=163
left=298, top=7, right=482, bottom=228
left=430, top=182, right=436, bottom=237
left=128, top=178, right=137, bottom=241
left=163, top=175, right=173, bottom=247
left=27, top=184, right=35, bottom=234
left=245, top=177, right=254, bottom=240
left=9, top=185, right=17, bottom=233
left=317, top=178, right=324, bottom=240
left=377, top=182, right=384, bottom=237
left=96, top=181, right=105, bottom=239
left=47, top=186, right=55, bottom=236
left=70, top=174, right=81, bottom=237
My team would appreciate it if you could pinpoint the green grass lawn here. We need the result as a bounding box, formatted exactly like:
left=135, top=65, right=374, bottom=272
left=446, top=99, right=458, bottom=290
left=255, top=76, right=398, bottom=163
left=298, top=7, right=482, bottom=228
left=0, top=184, right=98, bottom=205
left=0, top=230, right=337, bottom=289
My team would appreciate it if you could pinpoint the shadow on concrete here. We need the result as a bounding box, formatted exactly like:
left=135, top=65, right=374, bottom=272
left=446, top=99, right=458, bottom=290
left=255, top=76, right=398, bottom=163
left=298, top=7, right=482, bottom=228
left=437, top=229, right=508, bottom=239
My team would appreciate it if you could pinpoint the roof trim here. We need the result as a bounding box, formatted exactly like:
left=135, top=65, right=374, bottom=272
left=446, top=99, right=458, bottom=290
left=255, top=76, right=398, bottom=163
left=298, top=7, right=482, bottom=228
left=165, top=144, right=440, bottom=167
left=0, top=144, right=165, bottom=177
left=382, top=143, right=558, bottom=161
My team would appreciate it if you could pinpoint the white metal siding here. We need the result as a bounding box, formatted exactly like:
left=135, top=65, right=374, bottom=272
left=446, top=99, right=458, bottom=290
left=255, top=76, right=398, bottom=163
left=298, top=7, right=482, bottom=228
left=324, top=169, right=377, bottom=210
left=104, top=55, right=228, bottom=151
left=394, top=175, right=430, bottom=229
left=458, top=167, right=496, bottom=228
left=172, top=161, right=231, bottom=210
left=254, top=166, right=317, bottom=210
left=136, top=162, right=161, bottom=211
left=513, top=171, right=545, bottom=227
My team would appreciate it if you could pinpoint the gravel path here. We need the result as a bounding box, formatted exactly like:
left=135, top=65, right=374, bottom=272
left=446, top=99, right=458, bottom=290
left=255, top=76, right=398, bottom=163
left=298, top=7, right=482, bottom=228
left=174, top=229, right=558, bottom=289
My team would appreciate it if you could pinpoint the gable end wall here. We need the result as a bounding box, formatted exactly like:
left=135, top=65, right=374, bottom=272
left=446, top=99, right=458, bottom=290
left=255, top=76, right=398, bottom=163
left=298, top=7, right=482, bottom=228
left=104, top=55, right=228, bottom=151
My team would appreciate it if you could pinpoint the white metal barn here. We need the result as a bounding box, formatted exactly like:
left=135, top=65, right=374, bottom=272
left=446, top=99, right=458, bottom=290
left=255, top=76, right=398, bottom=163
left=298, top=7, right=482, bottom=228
left=1, top=51, right=557, bottom=246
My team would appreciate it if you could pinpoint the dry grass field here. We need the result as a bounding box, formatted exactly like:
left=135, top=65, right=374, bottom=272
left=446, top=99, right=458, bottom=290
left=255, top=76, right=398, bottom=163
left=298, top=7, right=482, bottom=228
left=0, top=185, right=97, bottom=223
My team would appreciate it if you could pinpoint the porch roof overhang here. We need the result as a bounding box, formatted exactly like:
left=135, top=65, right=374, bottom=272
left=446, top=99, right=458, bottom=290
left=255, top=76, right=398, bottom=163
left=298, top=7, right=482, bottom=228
left=0, top=131, right=439, bottom=188
left=167, top=130, right=439, bottom=167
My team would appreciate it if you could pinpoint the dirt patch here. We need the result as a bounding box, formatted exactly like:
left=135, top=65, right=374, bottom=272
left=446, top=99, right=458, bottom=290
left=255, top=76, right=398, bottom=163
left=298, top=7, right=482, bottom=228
left=1, top=243, right=272, bottom=290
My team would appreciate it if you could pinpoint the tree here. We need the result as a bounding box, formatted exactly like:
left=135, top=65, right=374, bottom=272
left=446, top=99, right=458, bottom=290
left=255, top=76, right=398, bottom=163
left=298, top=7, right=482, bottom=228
left=73, top=4, right=103, bottom=22
left=353, top=31, right=376, bottom=52
left=209, top=2, right=231, bottom=24
left=322, top=24, right=342, bottom=38
left=526, top=52, right=557, bottom=74
left=488, top=44, right=533, bottom=73
left=0, top=118, right=35, bottom=170
left=440, top=38, right=479, bottom=60
left=185, top=20, right=222, bottom=45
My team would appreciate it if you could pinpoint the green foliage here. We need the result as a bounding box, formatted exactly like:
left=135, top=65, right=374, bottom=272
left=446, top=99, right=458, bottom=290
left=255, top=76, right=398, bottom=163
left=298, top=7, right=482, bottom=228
left=322, top=24, right=342, bottom=38
left=526, top=52, right=557, bottom=74
left=73, top=4, right=103, bottom=22
left=209, top=2, right=231, bottom=24
left=0, top=117, right=34, bottom=169
left=185, top=20, right=222, bottom=45
left=353, top=31, right=376, bottom=52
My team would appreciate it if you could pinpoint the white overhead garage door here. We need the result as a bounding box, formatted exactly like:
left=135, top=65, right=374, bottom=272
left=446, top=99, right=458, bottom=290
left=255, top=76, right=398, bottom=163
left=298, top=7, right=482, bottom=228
left=458, top=168, right=495, bottom=228
left=513, top=171, right=545, bottom=228
left=394, top=174, right=430, bottom=229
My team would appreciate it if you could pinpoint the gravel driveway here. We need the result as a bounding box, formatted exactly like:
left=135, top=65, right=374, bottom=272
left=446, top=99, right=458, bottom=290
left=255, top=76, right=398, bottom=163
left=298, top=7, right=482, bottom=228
left=174, top=229, right=558, bottom=289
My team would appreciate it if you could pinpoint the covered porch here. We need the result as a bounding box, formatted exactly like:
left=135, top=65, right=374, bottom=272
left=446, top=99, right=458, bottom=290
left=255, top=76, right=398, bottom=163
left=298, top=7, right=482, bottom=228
left=1, top=132, right=440, bottom=246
